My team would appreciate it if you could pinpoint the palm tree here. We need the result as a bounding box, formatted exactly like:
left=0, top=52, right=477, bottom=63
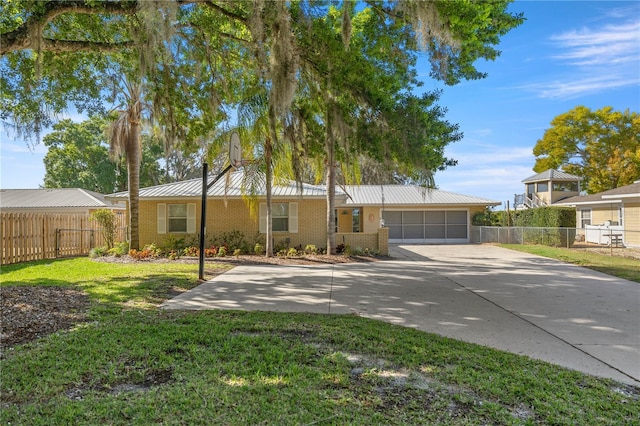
left=108, top=79, right=143, bottom=250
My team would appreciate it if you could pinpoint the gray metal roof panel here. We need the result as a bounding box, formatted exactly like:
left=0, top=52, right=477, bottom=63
left=522, top=169, right=582, bottom=183
left=107, top=171, right=330, bottom=199
left=342, top=185, right=499, bottom=206
left=0, top=188, right=112, bottom=208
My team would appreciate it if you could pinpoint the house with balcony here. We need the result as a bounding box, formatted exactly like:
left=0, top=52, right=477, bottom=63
left=513, top=169, right=582, bottom=209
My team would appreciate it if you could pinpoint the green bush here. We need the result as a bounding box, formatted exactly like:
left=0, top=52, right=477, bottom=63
left=107, top=241, right=129, bottom=257
left=304, top=244, right=318, bottom=255
left=472, top=208, right=503, bottom=226
left=215, top=230, right=249, bottom=254
left=89, top=246, right=108, bottom=258
left=287, top=247, right=298, bottom=257
left=89, top=209, right=118, bottom=250
left=254, top=243, right=264, bottom=255
left=513, top=207, right=576, bottom=228
left=160, top=235, right=185, bottom=254
left=217, top=246, right=227, bottom=257
left=513, top=207, right=577, bottom=247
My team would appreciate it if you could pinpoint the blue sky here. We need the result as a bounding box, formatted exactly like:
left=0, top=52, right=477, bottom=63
left=1, top=1, right=639, bottom=209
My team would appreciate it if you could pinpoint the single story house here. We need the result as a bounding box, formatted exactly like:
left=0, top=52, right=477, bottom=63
left=556, top=181, right=640, bottom=247
left=0, top=188, right=126, bottom=215
left=106, top=171, right=499, bottom=254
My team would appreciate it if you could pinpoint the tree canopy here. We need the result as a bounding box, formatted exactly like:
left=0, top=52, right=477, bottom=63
left=2, top=0, right=524, bottom=252
left=533, top=106, right=640, bottom=193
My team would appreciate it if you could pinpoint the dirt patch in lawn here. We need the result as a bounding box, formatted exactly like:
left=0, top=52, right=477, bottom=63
left=570, top=243, right=640, bottom=260
left=0, top=286, right=90, bottom=352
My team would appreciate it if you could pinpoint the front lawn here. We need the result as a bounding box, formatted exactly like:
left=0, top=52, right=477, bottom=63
left=499, top=244, right=640, bottom=283
left=1, top=258, right=637, bottom=425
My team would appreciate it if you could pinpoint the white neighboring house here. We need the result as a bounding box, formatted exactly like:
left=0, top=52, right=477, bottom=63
left=0, top=188, right=126, bottom=214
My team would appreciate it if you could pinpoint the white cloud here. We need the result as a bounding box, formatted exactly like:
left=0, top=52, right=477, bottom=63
left=526, top=16, right=640, bottom=100
left=551, top=21, right=640, bottom=66
left=523, top=75, right=634, bottom=100
left=448, top=146, right=533, bottom=166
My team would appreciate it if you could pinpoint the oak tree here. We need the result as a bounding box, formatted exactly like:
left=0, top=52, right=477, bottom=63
left=533, top=106, right=640, bottom=193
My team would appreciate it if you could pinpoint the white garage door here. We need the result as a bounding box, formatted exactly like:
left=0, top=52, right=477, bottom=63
left=382, top=210, right=469, bottom=243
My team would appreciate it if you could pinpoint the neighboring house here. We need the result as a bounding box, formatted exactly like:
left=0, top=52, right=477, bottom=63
left=0, top=188, right=126, bottom=214
left=514, top=169, right=582, bottom=209
left=105, top=171, right=500, bottom=253
left=556, top=181, right=640, bottom=247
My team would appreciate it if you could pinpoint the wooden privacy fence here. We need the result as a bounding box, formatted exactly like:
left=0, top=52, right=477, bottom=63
left=1, top=212, right=127, bottom=265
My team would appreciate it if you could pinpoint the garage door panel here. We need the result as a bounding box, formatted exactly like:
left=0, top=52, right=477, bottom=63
left=447, top=211, right=467, bottom=224
left=425, top=225, right=446, bottom=239
left=384, top=211, right=402, bottom=225
left=404, top=225, right=424, bottom=239
left=403, top=211, right=424, bottom=224
left=388, top=225, right=402, bottom=240
left=447, top=225, right=467, bottom=239
left=425, top=211, right=445, bottom=224
left=384, top=209, right=468, bottom=243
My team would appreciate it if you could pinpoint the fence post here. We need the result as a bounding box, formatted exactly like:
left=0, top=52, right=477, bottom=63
left=55, top=228, right=60, bottom=258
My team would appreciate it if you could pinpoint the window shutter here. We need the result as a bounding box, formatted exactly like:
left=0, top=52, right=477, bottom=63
left=157, top=203, right=167, bottom=234
left=259, top=203, right=267, bottom=233
left=289, top=202, right=298, bottom=233
left=187, top=203, right=196, bottom=233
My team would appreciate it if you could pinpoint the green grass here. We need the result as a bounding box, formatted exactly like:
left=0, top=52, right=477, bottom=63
left=499, top=244, right=640, bottom=283
left=1, top=257, right=638, bottom=425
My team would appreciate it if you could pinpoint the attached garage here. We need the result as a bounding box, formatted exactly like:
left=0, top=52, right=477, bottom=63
left=383, top=209, right=469, bottom=243
left=342, top=185, right=500, bottom=245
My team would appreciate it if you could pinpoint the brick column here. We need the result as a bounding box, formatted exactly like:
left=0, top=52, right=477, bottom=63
left=377, top=227, right=389, bottom=255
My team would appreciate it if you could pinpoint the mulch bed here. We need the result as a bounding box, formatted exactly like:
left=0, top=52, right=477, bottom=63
left=1, top=286, right=90, bottom=353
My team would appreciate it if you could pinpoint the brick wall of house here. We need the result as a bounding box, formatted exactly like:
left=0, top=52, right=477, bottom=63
left=139, top=197, right=328, bottom=250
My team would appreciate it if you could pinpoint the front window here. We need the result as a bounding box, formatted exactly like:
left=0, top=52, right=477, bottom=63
left=352, top=208, right=361, bottom=233
left=580, top=209, right=591, bottom=228
left=537, top=182, right=548, bottom=192
left=168, top=204, right=187, bottom=233
left=618, top=208, right=623, bottom=226
left=272, top=203, right=289, bottom=232
left=553, top=181, right=578, bottom=192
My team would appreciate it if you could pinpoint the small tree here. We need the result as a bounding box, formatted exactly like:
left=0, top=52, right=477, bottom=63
left=90, top=209, right=118, bottom=250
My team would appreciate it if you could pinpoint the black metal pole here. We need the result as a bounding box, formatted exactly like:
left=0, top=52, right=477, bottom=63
left=198, top=163, right=234, bottom=281
left=198, top=162, right=209, bottom=280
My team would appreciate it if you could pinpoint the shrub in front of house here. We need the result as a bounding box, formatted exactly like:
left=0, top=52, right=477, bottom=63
left=89, top=246, right=108, bottom=258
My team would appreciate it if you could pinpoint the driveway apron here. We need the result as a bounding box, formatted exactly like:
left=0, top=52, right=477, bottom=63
left=162, top=244, right=640, bottom=386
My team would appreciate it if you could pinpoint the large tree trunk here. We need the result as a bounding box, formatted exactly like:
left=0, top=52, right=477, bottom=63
left=265, top=135, right=273, bottom=257
left=265, top=103, right=279, bottom=257
left=127, top=119, right=141, bottom=251
left=325, top=104, right=336, bottom=255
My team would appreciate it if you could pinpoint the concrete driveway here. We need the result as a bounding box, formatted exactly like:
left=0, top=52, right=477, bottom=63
left=162, top=244, right=640, bottom=386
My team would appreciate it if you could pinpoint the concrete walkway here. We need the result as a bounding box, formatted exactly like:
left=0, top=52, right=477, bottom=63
left=162, top=244, right=640, bottom=386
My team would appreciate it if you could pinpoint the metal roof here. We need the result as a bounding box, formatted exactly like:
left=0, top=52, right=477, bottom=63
left=106, top=171, right=499, bottom=207
left=107, top=170, right=330, bottom=199
left=0, top=188, right=120, bottom=209
left=555, top=182, right=640, bottom=205
left=341, top=185, right=500, bottom=206
left=522, top=169, right=582, bottom=183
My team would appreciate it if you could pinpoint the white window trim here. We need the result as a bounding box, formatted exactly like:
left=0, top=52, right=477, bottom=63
left=157, top=202, right=196, bottom=234
left=259, top=202, right=298, bottom=233
left=580, top=208, right=592, bottom=229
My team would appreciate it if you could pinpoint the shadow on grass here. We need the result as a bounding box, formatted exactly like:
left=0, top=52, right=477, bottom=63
left=1, top=273, right=201, bottom=306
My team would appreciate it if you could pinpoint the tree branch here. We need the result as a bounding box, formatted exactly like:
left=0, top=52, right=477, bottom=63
left=1, top=0, right=139, bottom=55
